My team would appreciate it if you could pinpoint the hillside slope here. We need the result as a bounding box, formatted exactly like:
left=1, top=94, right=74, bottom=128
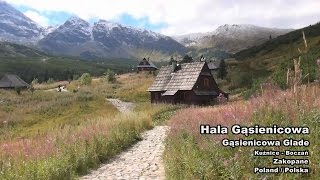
left=227, top=22, right=320, bottom=90
left=0, top=42, right=138, bottom=83
left=0, top=1, right=42, bottom=43
left=0, top=41, right=46, bottom=57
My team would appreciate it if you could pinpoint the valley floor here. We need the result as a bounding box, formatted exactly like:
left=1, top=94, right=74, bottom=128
left=1, top=72, right=318, bottom=180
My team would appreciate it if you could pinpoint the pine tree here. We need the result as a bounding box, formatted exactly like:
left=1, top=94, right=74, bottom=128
left=181, top=55, right=193, bottom=64
left=218, top=59, right=227, bottom=80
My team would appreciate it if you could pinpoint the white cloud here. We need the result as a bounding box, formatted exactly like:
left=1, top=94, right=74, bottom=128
left=24, top=10, right=49, bottom=26
left=5, top=0, right=320, bottom=35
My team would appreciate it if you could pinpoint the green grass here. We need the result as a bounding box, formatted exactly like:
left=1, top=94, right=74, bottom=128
left=112, top=73, right=156, bottom=102
left=152, top=107, right=181, bottom=126
left=0, top=88, right=117, bottom=139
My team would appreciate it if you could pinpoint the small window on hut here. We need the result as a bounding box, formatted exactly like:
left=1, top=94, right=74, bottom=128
left=204, top=78, right=209, bottom=87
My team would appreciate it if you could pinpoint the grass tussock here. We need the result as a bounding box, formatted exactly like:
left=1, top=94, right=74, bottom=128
left=164, top=85, right=320, bottom=180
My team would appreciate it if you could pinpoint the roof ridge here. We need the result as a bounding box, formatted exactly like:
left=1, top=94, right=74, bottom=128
left=161, top=61, right=205, bottom=68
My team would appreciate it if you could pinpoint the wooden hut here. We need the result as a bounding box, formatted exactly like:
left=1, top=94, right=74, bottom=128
left=207, top=61, right=219, bottom=76
left=207, top=61, right=219, bottom=71
left=137, top=58, right=158, bottom=72
left=147, top=61, right=228, bottom=105
left=0, top=74, right=30, bottom=89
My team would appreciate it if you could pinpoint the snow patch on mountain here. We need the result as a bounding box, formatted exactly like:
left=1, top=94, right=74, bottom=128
left=173, top=32, right=213, bottom=46
left=40, top=25, right=59, bottom=36
left=95, top=20, right=120, bottom=30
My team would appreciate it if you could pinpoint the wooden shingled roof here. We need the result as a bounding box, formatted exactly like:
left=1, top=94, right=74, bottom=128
left=147, top=62, right=206, bottom=92
left=0, top=74, right=30, bottom=88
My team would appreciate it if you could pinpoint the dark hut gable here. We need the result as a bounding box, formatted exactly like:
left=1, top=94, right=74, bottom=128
left=138, top=58, right=150, bottom=66
left=137, top=58, right=158, bottom=71
left=194, top=63, right=219, bottom=91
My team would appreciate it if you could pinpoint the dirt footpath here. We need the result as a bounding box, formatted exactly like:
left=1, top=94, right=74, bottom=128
left=80, top=126, right=169, bottom=180
left=106, top=98, right=135, bottom=113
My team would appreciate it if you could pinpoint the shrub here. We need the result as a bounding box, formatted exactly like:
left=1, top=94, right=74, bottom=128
left=106, top=69, right=115, bottom=83
left=79, top=73, right=92, bottom=85
left=241, top=78, right=265, bottom=99
left=47, top=78, right=54, bottom=84
left=29, top=85, right=35, bottom=95
left=73, top=74, right=80, bottom=81
left=229, top=70, right=253, bottom=90
left=31, top=78, right=39, bottom=85
left=15, top=87, right=21, bottom=95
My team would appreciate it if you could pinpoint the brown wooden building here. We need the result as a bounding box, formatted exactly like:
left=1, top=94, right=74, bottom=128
left=0, top=74, right=30, bottom=89
left=137, top=58, right=158, bottom=72
left=147, top=61, right=228, bottom=105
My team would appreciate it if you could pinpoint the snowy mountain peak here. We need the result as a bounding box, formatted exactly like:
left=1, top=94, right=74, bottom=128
left=64, top=16, right=90, bottom=27
left=216, top=24, right=257, bottom=33
left=0, top=0, right=42, bottom=42
left=95, top=19, right=121, bottom=30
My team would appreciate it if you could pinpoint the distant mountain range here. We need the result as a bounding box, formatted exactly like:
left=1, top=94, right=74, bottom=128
left=0, top=1, right=186, bottom=60
left=174, top=24, right=293, bottom=53
left=0, top=0, right=294, bottom=60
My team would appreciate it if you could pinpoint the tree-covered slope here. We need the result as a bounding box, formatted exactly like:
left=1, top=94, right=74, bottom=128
left=0, top=42, right=138, bottom=83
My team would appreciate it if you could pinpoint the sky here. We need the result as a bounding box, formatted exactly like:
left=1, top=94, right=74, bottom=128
left=4, top=0, right=320, bottom=36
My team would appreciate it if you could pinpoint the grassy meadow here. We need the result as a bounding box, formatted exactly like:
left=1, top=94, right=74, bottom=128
left=164, top=85, right=320, bottom=180
left=0, top=72, right=176, bottom=179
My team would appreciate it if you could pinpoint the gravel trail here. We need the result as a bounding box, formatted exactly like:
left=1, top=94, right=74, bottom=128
left=80, top=99, right=168, bottom=180
left=80, top=126, right=169, bottom=180
left=106, top=98, right=135, bottom=113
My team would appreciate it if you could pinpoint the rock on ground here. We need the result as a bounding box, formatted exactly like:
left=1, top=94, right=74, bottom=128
left=80, top=126, right=169, bottom=180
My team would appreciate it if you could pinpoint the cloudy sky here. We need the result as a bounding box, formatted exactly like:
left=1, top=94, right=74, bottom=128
left=4, top=0, right=320, bottom=35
